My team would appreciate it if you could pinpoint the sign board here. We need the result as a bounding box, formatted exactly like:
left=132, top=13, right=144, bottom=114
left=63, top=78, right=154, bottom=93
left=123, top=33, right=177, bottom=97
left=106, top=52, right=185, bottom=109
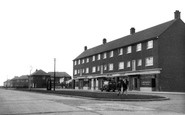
left=140, top=78, right=151, bottom=87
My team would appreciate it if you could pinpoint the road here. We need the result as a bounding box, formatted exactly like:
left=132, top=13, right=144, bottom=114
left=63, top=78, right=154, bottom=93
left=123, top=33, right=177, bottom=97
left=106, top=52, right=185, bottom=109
left=0, top=89, right=185, bottom=115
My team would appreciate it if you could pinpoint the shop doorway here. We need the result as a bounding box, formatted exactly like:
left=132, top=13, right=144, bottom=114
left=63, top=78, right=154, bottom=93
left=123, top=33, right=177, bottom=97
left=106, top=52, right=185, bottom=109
left=132, top=77, right=139, bottom=90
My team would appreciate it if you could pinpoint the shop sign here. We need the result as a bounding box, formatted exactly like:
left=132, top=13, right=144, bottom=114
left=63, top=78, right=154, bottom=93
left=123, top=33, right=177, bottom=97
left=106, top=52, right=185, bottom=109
left=140, top=79, right=151, bottom=87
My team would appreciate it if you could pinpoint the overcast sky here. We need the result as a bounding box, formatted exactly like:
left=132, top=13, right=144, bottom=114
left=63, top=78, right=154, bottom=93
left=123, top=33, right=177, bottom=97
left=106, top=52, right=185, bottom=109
left=0, top=0, right=185, bottom=86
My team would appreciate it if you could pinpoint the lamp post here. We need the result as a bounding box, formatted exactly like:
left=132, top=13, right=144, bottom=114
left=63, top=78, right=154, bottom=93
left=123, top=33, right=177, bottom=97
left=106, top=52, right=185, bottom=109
left=54, top=58, right=56, bottom=91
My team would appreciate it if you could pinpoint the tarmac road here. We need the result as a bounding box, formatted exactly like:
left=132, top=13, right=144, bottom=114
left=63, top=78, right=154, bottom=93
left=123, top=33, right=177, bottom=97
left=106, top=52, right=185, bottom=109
left=0, top=88, right=185, bottom=115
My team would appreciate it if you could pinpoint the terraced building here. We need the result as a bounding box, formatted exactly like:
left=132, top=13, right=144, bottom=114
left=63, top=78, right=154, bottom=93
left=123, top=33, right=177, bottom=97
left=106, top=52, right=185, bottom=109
left=73, top=10, right=185, bottom=92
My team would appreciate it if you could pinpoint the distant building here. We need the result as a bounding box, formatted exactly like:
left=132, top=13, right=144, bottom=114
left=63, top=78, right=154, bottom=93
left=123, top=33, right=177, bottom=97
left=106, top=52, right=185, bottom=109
left=30, top=69, right=50, bottom=88
left=3, top=79, right=11, bottom=88
left=73, top=10, right=185, bottom=92
left=9, top=75, right=29, bottom=88
left=48, top=72, right=71, bottom=88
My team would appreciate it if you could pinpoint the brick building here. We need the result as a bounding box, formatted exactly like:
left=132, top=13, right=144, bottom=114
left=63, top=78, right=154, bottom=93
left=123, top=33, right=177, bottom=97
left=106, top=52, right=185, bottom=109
left=73, top=10, right=185, bottom=92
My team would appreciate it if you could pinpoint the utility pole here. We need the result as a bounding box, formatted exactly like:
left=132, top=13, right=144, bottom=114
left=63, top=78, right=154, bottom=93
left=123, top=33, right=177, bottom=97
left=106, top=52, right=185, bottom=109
left=54, top=58, right=56, bottom=91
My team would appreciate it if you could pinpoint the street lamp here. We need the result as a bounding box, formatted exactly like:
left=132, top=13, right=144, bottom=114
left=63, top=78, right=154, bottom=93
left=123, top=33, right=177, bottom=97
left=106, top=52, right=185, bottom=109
left=29, top=66, right=33, bottom=91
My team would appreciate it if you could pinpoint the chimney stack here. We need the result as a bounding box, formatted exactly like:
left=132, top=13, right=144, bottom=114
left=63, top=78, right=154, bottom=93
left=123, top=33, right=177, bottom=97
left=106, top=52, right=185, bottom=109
left=130, top=27, right=135, bottom=35
left=103, top=38, right=107, bottom=44
left=84, top=46, right=87, bottom=51
left=174, top=10, right=181, bottom=19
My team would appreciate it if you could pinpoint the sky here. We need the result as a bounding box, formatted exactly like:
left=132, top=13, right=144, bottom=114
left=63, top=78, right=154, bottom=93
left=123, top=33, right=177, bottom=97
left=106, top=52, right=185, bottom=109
left=0, top=0, right=185, bottom=86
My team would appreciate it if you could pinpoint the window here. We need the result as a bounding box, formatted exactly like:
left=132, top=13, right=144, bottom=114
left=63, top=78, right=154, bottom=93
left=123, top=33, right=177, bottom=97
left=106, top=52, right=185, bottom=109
left=104, top=65, right=107, bottom=70
left=138, top=59, right=142, bottom=66
left=97, top=54, right=101, bottom=60
left=119, top=48, right=123, bottom=55
left=86, top=58, right=89, bottom=63
left=110, top=51, right=114, bottom=58
left=82, top=59, right=85, bottom=64
left=92, top=66, right=96, bottom=73
left=86, top=68, right=89, bottom=73
left=78, top=69, right=80, bottom=74
left=147, top=40, right=153, bottom=49
left=74, top=70, right=77, bottom=75
left=97, top=66, right=100, bottom=71
left=82, top=69, right=85, bottom=73
left=146, top=57, right=153, bottom=66
left=119, top=62, right=124, bottom=69
left=127, top=61, right=131, bottom=67
left=127, top=46, right=132, bottom=54
left=103, top=52, right=107, bottom=59
left=136, top=43, right=142, bottom=52
left=109, top=63, right=114, bottom=71
left=78, top=60, right=80, bottom=65
left=92, top=56, right=95, bottom=61
left=74, top=61, right=77, bottom=65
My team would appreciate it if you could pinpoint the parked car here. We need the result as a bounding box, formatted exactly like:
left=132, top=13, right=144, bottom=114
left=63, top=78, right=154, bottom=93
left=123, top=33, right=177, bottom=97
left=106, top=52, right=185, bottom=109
left=101, top=80, right=117, bottom=92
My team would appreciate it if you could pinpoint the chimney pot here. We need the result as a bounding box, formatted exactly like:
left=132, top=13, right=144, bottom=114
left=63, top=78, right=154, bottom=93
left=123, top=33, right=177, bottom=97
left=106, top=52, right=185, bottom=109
left=103, top=38, right=107, bottom=44
left=174, top=10, right=181, bottom=19
left=84, top=46, right=87, bottom=51
left=130, top=27, right=135, bottom=35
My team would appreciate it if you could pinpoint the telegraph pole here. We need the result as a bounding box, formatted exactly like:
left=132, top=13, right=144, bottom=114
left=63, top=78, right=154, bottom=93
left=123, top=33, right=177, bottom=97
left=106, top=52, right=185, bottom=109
left=54, top=58, right=56, bottom=91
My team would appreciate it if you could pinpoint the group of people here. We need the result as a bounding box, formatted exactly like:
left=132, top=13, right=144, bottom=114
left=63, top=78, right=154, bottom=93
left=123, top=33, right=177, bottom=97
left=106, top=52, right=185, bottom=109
left=117, top=78, right=129, bottom=95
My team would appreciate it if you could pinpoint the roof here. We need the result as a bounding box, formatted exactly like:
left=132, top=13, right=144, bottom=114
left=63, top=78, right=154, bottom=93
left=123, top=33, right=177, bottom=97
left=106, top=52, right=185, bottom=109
left=31, top=69, right=49, bottom=76
left=74, top=19, right=178, bottom=60
left=48, top=72, right=71, bottom=78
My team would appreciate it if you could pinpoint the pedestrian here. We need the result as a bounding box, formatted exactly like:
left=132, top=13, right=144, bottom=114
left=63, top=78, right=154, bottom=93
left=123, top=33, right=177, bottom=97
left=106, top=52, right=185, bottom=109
left=122, top=79, right=128, bottom=95
left=117, top=80, right=121, bottom=95
left=117, top=79, right=127, bottom=95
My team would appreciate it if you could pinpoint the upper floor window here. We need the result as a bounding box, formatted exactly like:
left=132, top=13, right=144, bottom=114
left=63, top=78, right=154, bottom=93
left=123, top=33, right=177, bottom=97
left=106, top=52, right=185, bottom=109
left=110, top=51, right=114, bottom=58
left=97, top=66, right=100, bottom=71
left=127, top=61, right=131, bottom=67
left=109, top=63, right=114, bottom=71
left=104, top=65, right=107, bottom=70
left=127, top=46, right=132, bottom=54
left=74, top=70, right=77, bottom=75
left=82, top=69, right=85, bottom=73
left=147, top=40, right=153, bottom=49
left=119, top=48, right=123, bottom=55
left=86, top=68, right=89, bottom=73
left=138, top=59, right=142, bottom=66
left=78, top=69, right=80, bottom=74
left=136, top=43, right=142, bottom=52
left=78, top=60, right=80, bottom=65
left=119, top=62, right=124, bottom=70
left=97, top=54, right=101, bottom=60
left=103, top=52, right=107, bottom=59
left=86, top=58, right=89, bottom=63
left=74, top=61, right=77, bottom=65
left=145, top=57, right=153, bottom=66
left=82, top=59, right=85, bottom=64
left=92, top=56, right=95, bottom=61
left=92, top=66, right=96, bottom=73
